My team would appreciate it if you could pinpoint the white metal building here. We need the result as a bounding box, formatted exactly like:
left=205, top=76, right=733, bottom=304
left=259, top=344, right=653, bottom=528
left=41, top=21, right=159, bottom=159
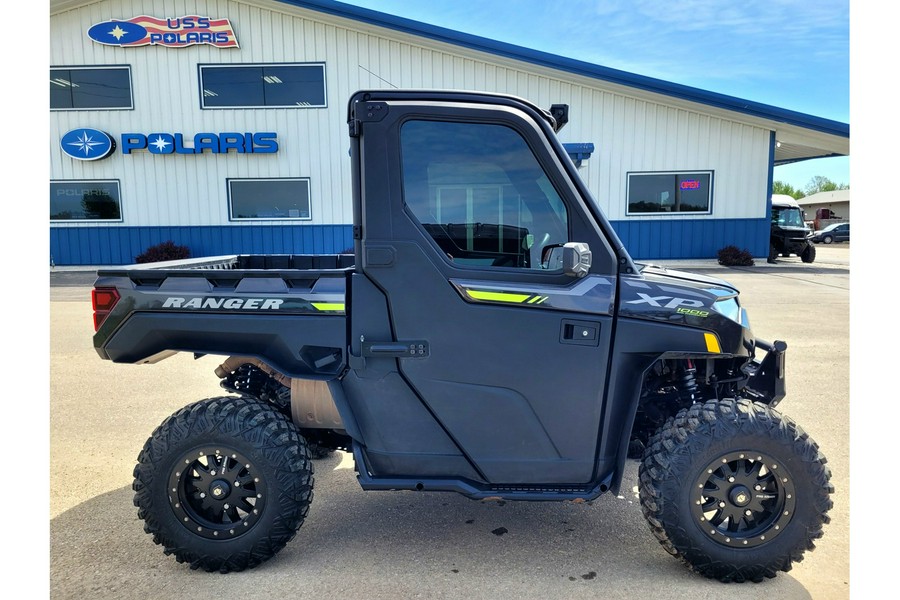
left=50, top=0, right=850, bottom=265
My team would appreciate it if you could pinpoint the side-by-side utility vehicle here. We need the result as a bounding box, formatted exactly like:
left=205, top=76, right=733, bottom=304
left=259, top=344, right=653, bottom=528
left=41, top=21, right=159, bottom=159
left=92, top=90, right=832, bottom=583
left=769, top=195, right=816, bottom=263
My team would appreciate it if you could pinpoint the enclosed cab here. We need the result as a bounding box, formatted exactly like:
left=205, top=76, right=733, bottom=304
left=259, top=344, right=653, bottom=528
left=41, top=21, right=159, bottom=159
left=769, top=194, right=815, bottom=263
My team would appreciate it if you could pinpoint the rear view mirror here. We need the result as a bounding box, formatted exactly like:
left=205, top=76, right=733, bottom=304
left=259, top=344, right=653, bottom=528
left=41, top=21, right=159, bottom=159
left=542, top=242, right=592, bottom=277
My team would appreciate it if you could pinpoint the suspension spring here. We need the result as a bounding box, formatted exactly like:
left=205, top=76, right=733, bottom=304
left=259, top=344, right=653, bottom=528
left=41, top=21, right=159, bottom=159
left=677, top=359, right=700, bottom=401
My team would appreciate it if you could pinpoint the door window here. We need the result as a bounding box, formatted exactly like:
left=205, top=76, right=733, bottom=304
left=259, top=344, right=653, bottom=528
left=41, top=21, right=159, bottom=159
left=400, top=120, right=569, bottom=269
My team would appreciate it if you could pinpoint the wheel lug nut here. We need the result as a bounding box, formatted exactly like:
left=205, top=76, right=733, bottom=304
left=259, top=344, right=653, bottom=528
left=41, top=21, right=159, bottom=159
left=200, top=492, right=206, bottom=498
left=745, top=509, right=752, bottom=516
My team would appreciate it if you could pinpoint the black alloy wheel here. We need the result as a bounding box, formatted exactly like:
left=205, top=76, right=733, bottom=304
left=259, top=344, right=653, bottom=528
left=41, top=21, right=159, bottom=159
left=169, top=446, right=267, bottom=540
left=691, top=451, right=796, bottom=549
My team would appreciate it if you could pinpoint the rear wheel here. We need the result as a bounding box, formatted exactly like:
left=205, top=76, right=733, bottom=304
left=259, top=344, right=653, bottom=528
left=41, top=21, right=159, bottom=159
left=133, top=396, right=314, bottom=572
left=638, top=399, right=832, bottom=583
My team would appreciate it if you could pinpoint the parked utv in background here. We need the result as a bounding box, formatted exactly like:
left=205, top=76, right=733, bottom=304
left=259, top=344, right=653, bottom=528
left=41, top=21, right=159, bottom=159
left=92, top=90, right=832, bottom=583
left=770, top=195, right=815, bottom=263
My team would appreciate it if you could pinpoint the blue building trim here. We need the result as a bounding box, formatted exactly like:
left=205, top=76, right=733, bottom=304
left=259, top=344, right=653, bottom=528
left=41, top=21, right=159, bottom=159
left=767, top=131, right=776, bottom=223
left=280, top=0, right=849, bottom=139
left=51, top=219, right=768, bottom=265
left=610, top=218, right=769, bottom=260
left=50, top=225, right=354, bottom=266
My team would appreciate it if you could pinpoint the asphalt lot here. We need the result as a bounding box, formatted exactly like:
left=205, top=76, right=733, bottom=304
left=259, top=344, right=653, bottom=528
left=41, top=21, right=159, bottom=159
left=48, top=244, right=851, bottom=599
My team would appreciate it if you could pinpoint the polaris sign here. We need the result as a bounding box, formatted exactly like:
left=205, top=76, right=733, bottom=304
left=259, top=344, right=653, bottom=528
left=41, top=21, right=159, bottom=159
left=59, top=129, right=279, bottom=158
left=87, top=16, right=239, bottom=49
left=121, top=132, right=278, bottom=155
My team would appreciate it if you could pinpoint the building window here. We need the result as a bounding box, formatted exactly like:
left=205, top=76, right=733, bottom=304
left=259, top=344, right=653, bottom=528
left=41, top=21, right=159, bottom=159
left=50, top=66, right=133, bottom=110
left=626, top=171, right=713, bottom=215
left=199, top=63, right=326, bottom=109
left=228, top=178, right=312, bottom=220
left=400, top=120, right=570, bottom=269
left=50, top=180, right=122, bottom=221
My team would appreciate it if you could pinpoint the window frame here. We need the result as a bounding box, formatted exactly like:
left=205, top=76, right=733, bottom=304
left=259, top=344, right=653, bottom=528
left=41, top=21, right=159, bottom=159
left=50, top=65, right=134, bottom=111
left=625, top=170, right=714, bottom=216
left=198, top=62, right=327, bottom=109
left=227, top=177, right=313, bottom=221
left=50, top=179, right=124, bottom=222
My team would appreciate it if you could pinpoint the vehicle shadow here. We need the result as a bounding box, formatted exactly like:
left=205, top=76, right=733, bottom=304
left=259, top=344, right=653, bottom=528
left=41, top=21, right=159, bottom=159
left=50, top=456, right=815, bottom=600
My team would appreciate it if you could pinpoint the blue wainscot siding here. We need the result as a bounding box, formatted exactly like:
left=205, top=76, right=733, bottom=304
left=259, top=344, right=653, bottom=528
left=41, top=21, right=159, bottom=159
left=610, top=218, right=769, bottom=260
left=50, top=225, right=355, bottom=266
left=50, top=219, right=768, bottom=265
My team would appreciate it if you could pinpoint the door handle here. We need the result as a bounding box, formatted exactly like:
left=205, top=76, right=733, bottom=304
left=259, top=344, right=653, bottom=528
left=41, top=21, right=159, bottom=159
left=560, top=319, right=601, bottom=346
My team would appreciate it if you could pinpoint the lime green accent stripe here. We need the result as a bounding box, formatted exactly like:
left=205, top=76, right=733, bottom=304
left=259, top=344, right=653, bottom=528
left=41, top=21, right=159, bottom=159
left=311, top=302, right=346, bottom=312
left=466, top=289, right=532, bottom=303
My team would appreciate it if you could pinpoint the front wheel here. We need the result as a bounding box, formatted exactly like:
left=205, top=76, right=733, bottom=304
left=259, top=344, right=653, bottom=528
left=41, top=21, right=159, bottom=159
left=801, top=244, right=816, bottom=263
left=822, top=235, right=833, bottom=244
left=133, top=396, right=314, bottom=572
left=638, top=399, right=833, bottom=583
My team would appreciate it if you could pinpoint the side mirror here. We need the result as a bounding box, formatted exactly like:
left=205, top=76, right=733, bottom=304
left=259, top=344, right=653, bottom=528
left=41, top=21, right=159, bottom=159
left=542, top=242, right=592, bottom=277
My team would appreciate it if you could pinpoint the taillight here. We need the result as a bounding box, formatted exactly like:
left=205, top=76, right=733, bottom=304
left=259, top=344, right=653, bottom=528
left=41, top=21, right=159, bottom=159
left=92, top=287, right=120, bottom=331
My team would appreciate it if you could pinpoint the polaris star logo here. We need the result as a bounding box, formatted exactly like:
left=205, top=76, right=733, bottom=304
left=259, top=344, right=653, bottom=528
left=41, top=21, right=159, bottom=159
left=162, top=297, right=284, bottom=310
left=60, top=128, right=116, bottom=161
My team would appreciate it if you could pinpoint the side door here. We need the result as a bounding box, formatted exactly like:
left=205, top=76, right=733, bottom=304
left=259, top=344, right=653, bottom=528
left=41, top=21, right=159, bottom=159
left=354, top=96, right=620, bottom=485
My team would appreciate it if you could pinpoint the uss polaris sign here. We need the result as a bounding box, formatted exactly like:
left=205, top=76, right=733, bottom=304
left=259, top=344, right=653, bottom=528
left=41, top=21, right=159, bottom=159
left=87, top=16, right=239, bottom=48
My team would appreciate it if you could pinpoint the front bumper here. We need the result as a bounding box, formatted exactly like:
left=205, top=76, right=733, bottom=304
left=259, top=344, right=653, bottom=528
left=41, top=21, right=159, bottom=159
left=742, top=338, right=787, bottom=406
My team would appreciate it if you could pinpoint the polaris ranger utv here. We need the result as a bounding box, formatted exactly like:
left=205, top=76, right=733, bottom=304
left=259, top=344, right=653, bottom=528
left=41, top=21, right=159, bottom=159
left=92, top=90, right=832, bottom=583
left=769, top=195, right=816, bottom=263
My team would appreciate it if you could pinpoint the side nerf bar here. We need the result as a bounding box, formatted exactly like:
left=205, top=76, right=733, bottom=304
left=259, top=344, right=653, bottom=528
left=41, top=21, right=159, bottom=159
left=742, top=338, right=787, bottom=406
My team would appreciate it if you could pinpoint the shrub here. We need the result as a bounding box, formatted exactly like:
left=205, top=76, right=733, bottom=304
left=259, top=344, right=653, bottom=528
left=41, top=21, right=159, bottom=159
left=136, top=240, right=191, bottom=264
left=716, top=245, right=754, bottom=267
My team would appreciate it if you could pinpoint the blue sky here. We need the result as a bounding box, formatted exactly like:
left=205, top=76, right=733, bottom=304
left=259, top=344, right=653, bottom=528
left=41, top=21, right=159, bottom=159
left=337, top=0, right=850, bottom=192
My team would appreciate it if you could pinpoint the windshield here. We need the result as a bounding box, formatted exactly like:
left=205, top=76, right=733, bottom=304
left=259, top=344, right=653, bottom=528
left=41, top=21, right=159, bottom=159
left=772, top=206, right=805, bottom=228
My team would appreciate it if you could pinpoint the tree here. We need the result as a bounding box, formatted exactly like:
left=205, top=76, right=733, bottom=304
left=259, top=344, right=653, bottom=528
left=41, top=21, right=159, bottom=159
left=804, top=176, right=849, bottom=196
left=772, top=181, right=805, bottom=199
